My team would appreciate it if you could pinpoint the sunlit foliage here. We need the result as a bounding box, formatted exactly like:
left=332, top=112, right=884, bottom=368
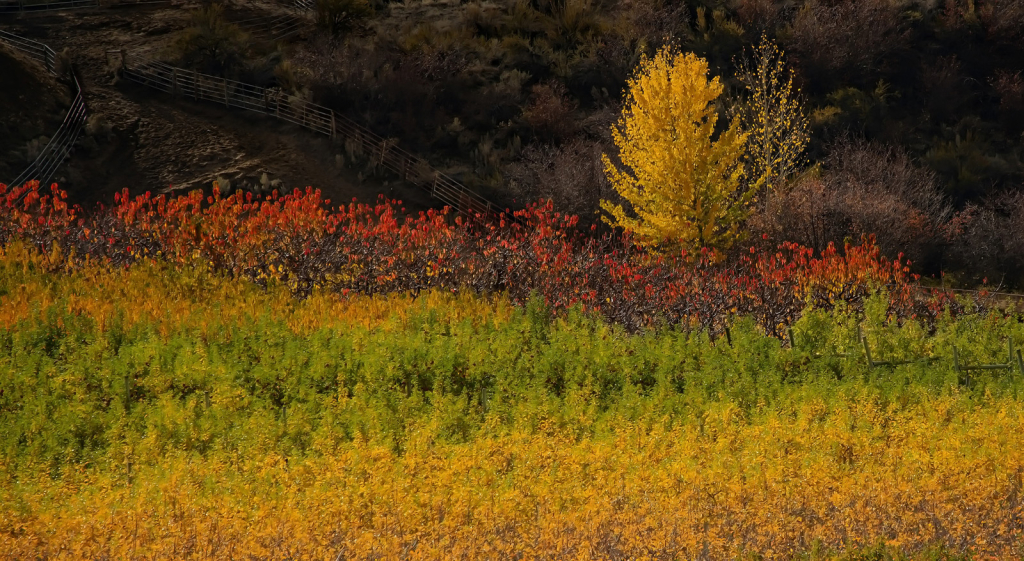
left=1, top=181, right=967, bottom=336
left=600, top=47, right=754, bottom=252
left=1, top=182, right=1020, bottom=559
left=735, top=34, right=810, bottom=192
left=1, top=245, right=1023, bottom=558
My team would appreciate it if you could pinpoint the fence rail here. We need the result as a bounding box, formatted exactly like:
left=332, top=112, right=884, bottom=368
left=0, top=0, right=179, bottom=15
left=0, top=0, right=99, bottom=13
left=1, top=31, right=88, bottom=189
left=9, top=76, right=87, bottom=188
left=230, top=11, right=308, bottom=42
left=0, top=29, right=56, bottom=71
left=121, top=55, right=503, bottom=218
left=778, top=326, right=1024, bottom=382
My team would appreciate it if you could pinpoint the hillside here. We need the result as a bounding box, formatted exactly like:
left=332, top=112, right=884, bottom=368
left=2, top=3, right=1024, bottom=557
left=4, top=0, right=1024, bottom=283
left=288, top=0, right=1024, bottom=283
left=0, top=6, right=436, bottom=210
left=0, top=43, right=70, bottom=182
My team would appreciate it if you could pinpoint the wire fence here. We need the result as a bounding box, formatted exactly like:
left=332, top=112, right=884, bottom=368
left=105, top=0, right=174, bottom=7
left=0, top=29, right=57, bottom=70
left=0, top=30, right=89, bottom=190
left=229, top=11, right=308, bottom=42
left=0, top=0, right=98, bottom=13
left=119, top=54, right=504, bottom=218
left=920, top=285, right=1024, bottom=302
left=778, top=326, right=1024, bottom=385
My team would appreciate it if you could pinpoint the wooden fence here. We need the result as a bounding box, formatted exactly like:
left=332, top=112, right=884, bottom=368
left=120, top=56, right=503, bottom=218
left=0, top=30, right=88, bottom=189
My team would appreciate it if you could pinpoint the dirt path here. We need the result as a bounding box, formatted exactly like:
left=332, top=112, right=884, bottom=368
left=1, top=4, right=435, bottom=211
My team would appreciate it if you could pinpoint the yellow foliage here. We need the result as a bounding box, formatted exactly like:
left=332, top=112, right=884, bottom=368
left=601, top=47, right=754, bottom=252
left=4, top=247, right=1024, bottom=559
left=736, top=34, right=810, bottom=192
left=3, top=396, right=1024, bottom=559
left=0, top=243, right=513, bottom=337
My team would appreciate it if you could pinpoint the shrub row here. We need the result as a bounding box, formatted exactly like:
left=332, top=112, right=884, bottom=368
left=0, top=181, right=984, bottom=335
left=2, top=246, right=1023, bottom=559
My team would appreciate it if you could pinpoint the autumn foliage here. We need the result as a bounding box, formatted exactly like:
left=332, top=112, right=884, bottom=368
left=735, top=35, right=810, bottom=192
left=0, top=181, right=966, bottom=335
left=600, top=48, right=754, bottom=252
left=2, top=181, right=1022, bottom=560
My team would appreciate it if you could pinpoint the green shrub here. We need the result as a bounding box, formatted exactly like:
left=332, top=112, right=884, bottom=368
left=3, top=257, right=1023, bottom=472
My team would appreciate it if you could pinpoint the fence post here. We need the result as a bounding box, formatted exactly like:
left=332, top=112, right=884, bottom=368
left=861, top=335, right=875, bottom=368
left=330, top=111, right=336, bottom=139
left=171, top=67, right=179, bottom=97
left=222, top=77, right=229, bottom=108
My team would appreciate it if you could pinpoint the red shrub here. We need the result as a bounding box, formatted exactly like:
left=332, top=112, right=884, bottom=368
left=1, top=180, right=971, bottom=335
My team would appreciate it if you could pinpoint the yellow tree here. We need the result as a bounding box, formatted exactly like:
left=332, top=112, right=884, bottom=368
left=600, top=47, right=754, bottom=252
left=735, top=34, right=809, bottom=193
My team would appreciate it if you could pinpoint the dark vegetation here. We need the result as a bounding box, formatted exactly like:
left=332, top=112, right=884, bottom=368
left=170, top=4, right=294, bottom=86
left=0, top=44, right=71, bottom=184
left=144, top=0, right=1024, bottom=286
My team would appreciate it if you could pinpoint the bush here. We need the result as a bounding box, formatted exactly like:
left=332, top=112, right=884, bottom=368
left=784, top=0, right=909, bottom=89
left=2, top=252, right=1022, bottom=559
left=619, top=0, right=689, bottom=46
left=920, top=55, right=972, bottom=124
left=978, top=0, right=1024, bottom=42
left=544, top=0, right=605, bottom=50
left=752, top=139, right=950, bottom=269
left=991, top=69, right=1024, bottom=130
left=315, top=0, right=372, bottom=36
left=522, top=82, right=578, bottom=143
left=4, top=181, right=1016, bottom=560
left=503, top=137, right=611, bottom=222
left=944, top=191, right=1024, bottom=287
left=1, top=181, right=958, bottom=335
left=172, top=5, right=252, bottom=77
left=736, top=0, right=785, bottom=34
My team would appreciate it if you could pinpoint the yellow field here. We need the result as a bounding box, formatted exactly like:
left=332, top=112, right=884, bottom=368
left=2, top=244, right=1023, bottom=560
left=4, top=396, right=1022, bottom=560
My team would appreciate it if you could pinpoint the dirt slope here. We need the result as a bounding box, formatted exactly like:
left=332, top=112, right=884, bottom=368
left=0, top=43, right=71, bottom=184
left=1, top=4, right=435, bottom=211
